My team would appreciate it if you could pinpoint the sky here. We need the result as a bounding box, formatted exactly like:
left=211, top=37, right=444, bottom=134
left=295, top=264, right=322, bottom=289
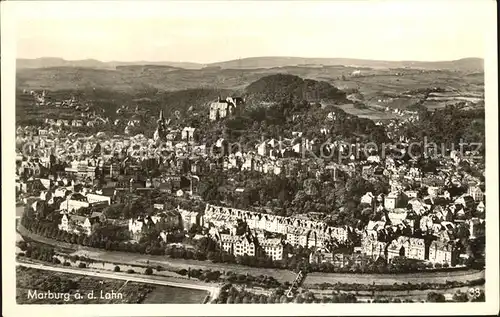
left=11, top=0, right=494, bottom=63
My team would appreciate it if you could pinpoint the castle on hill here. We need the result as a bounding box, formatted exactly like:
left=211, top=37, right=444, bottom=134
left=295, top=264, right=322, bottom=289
left=209, top=96, right=245, bottom=121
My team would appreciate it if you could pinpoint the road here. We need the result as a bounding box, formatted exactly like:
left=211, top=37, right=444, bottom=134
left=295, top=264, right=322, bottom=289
left=16, top=261, right=220, bottom=303
left=17, top=224, right=296, bottom=282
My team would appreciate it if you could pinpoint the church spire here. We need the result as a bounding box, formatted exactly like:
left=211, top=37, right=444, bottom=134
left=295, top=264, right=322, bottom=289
left=154, top=109, right=167, bottom=142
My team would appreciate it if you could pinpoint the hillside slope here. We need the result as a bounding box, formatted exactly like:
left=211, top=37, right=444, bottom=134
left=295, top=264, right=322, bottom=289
left=208, top=57, right=484, bottom=72
left=16, top=57, right=203, bottom=70
left=17, top=56, right=484, bottom=72
left=245, top=74, right=347, bottom=103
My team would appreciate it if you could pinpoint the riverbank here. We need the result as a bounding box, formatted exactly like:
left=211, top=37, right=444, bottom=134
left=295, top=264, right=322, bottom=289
left=305, top=285, right=483, bottom=302
left=17, top=224, right=296, bottom=282
left=304, top=269, right=485, bottom=286
left=18, top=223, right=485, bottom=285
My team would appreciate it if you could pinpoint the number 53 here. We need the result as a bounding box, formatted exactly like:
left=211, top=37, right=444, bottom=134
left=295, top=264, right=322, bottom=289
left=468, top=288, right=482, bottom=299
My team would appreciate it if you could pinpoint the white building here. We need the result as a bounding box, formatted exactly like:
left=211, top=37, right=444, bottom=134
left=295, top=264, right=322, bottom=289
left=59, top=214, right=93, bottom=236
left=86, top=193, right=111, bottom=205
left=260, top=238, right=284, bottom=261
left=181, top=127, right=196, bottom=141
left=178, top=208, right=202, bottom=231
left=360, top=192, right=375, bottom=205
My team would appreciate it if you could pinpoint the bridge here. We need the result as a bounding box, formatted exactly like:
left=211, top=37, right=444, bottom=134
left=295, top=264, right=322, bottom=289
left=286, top=270, right=305, bottom=298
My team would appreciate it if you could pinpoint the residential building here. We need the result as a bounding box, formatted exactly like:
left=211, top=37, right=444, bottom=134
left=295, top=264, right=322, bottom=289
left=217, top=233, right=256, bottom=257
left=60, top=193, right=89, bottom=212
left=360, top=192, right=375, bottom=205
left=386, top=236, right=426, bottom=261
left=86, top=193, right=111, bottom=205
left=260, top=238, right=284, bottom=261
left=428, top=241, right=457, bottom=266
left=467, top=218, right=485, bottom=239
left=309, top=248, right=334, bottom=264
left=58, top=214, right=96, bottom=236
left=178, top=208, right=202, bottom=231
left=181, top=127, right=196, bottom=141
left=384, top=191, right=407, bottom=210
left=128, top=216, right=157, bottom=236
left=467, top=186, right=484, bottom=201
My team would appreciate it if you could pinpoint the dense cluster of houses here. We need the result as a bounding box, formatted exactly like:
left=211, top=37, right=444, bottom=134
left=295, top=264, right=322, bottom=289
left=307, top=151, right=485, bottom=267
left=16, top=91, right=486, bottom=270
left=23, top=178, right=113, bottom=236
left=203, top=203, right=349, bottom=261
left=44, top=117, right=109, bottom=128
left=127, top=205, right=201, bottom=241
left=359, top=175, right=485, bottom=266
left=20, top=169, right=203, bottom=239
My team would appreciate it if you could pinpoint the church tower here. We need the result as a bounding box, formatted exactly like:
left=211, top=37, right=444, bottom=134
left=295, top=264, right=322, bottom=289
left=154, top=109, right=168, bottom=141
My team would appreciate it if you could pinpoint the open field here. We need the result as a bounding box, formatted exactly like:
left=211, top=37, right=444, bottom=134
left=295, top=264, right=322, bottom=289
left=335, top=103, right=398, bottom=120
left=16, top=265, right=209, bottom=304
left=17, top=65, right=483, bottom=96
left=142, top=286, right=208, bottom=304
left=69, top=248, right=297, bottom=283
left=304, top=270, right=485, bottom=286
left=307, top=285, right=485, bottom=302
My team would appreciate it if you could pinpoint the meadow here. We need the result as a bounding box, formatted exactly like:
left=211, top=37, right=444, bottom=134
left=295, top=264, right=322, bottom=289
left=16, top=266, right=208, bottom=304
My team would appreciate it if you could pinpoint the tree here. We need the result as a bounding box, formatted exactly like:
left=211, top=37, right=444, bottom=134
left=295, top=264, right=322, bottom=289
left=241, top=296, right=250, bottom=304
left=144, top=267, right=153, bottom=275
left=259, top=295, right=268, bottom=304
left=426, top=292, right=446, bottom=302
left=452, top=290, right=469, bottom=302
left=251, top=296, right=260, bottom=304
left=279, top=295, right=288, bottom=303
left=114, top=265, right=121, bottom=272
left=17, top=241, right=28, bottom=251
left=294, top=295, right=304, bottom=303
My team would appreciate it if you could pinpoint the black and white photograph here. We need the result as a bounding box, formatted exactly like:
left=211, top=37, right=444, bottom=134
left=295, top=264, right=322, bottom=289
left=1, top=0, right=498, bottom=316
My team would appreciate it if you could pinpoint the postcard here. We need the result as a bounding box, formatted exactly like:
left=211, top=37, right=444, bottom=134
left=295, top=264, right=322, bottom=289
left=2, top=0, right=498, bottom=316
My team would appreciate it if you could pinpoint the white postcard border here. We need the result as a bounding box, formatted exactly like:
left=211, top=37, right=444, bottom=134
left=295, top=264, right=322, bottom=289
left=2, top=1, right=498, bottom=316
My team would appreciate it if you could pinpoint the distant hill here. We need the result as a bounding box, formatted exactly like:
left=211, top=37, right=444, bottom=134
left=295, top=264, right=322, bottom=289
left=16, top=57, right=203, bottom=70
left=17, top=56, right=483, bottom=72
left=16, top=60, right=484, bottom=97
left=245, top=74, right=346, bottom=103
left=209, top=56, right=484, bottom=72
